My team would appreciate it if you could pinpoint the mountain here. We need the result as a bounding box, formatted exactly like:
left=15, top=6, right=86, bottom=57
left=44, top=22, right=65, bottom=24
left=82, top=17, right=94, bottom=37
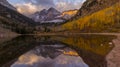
left=0, top=0, right=16, bottom=35
left=31, top=7, right=64, bottom=23
left=76, top=0, right=120, bottom=17
left=53, top=0, right=120, bottom=33
left=0, top=3, right=38, bottom=34
left=31, top=8, right=78, bottom=23
left=0, top=0, right=16, bottom=10
left=60, top=9, right=78, bottom=20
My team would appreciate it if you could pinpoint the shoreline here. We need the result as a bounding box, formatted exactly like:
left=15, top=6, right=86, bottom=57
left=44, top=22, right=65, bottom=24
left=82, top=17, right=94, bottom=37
left=0, top=34, right=20, bottom=38
left=0, top=33, right=120, bottom=36
left=23, top=33, right=120, bottom=36
left=106, top=35, right=120, bottom=67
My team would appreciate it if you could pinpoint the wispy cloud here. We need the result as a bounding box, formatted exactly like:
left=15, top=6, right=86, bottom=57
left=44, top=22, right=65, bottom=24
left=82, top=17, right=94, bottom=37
left=11, top=0, right=86, bottom=15
left=15, top=3, right=36, bottom=15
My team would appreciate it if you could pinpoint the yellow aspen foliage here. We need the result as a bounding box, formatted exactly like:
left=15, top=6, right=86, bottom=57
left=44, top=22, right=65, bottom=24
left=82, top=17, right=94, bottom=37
left=59, top=2, right=120, bottom=32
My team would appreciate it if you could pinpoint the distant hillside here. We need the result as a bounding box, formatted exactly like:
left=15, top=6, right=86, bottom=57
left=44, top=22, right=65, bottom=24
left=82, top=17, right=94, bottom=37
left=54, top=2, right=120, bottom=33
left=0, top=3, right=38, bottom=34
left=76, top=0, right=120, bottom=17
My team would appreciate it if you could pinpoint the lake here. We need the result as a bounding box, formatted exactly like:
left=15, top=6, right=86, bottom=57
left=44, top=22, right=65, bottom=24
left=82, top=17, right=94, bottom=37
left=0, top=34, right=119, bottom=67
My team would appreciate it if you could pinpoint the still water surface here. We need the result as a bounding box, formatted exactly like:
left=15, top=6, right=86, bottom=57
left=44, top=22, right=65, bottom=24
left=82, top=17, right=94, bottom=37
left=0, top=35, right=117, bottom=67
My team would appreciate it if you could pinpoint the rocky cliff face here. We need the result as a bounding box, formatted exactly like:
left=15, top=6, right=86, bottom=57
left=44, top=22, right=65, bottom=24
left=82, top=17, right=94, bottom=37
left=60, top=9, right=78, bottom=20
left=76, top=0, right=120, bottom=17
left=0, top=0, right=16, bottom=10
left=31, top=7, right=62, bottom=23
left=31, top=8, right=78, bottom=23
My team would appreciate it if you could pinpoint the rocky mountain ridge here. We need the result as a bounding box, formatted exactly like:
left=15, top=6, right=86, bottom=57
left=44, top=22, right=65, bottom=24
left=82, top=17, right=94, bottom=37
left=31, top=8, right=78, bottom=23
left=53, top=0, right=120, bottom=33
left=0, top=3, right=38, bottom=34
left=0, top=0, right=16, bottom=10
left=31, top=7, right=62, bottom=23
left=60, top=9, right=78, bottom=20
left=76, top=0, right=120, bottom=17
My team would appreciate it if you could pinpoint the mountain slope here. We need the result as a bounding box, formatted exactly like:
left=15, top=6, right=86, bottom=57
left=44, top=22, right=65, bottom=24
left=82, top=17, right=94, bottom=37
left=0, top=0, right=16, bottom=10
left=54, top=2, right=120, bottom=32
left=0, top=3, right=37, bottom=34
left=76, top=0, right=120, bottom=17
left=0, top=0, right=17, bottom=35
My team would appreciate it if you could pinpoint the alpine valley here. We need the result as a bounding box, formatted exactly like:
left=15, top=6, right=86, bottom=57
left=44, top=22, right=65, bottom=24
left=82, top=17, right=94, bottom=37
left=0, top=0, right=120, bottom=34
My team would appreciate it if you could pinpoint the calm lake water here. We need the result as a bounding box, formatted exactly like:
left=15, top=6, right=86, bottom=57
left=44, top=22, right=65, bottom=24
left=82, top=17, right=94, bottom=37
left=0, top=35, right=118, bottom=67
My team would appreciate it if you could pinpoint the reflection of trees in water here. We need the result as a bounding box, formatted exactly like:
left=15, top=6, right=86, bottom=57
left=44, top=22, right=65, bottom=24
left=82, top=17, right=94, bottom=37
left=51, top=35, right=116, bottom=67
left=0, top=35, right=117, bottom=67
left=54, top=35, right=116, bottom=56
left=76, top=47, right=107, bottom=67
left=0, top=36, right=39, bottom=67
left=0, top=36, right=59, bottom=67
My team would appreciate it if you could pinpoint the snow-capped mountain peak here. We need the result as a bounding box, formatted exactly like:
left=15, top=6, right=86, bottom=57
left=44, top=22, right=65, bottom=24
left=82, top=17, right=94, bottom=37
left=30, top=7, right=78, bottom=23
left=47, top=7, right=61, bottom=15
left=31, top=7, right=62, bottom=22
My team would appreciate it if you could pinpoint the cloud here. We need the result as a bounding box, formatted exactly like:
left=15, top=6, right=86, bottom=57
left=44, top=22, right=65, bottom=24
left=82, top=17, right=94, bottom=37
left=12, top=0, right=86, bottom=15
left=15, top=3, right=44, bottom=15
left=55, top=2, right=83, bottom=12
left=15, top=3, right=37, bottom=15
left=23, top=0, right=55, bottom=6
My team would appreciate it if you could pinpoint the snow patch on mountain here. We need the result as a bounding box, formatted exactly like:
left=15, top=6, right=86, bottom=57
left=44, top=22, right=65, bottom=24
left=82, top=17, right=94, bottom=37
left=31, top=7, right=78, bottom=23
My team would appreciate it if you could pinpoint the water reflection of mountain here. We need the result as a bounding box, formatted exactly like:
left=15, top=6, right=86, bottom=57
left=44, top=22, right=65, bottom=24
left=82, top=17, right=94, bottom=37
left=0, top=35, right=116, bottom=67
left=33, top=44, right=66, bottom=59
left=50, top=35, right=116, bottom=67
left=0, top=36, right=59, bottom=67
left=11, top=42, right=88, bottom=67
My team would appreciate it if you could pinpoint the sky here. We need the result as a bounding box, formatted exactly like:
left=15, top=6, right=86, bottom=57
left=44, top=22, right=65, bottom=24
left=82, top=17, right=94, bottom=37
left=7, top=0, right=86, bottom=15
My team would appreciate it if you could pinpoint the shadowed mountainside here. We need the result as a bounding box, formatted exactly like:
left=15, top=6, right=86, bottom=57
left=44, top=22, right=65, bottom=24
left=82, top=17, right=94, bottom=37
left=0, top=3, right=38, bottom=34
